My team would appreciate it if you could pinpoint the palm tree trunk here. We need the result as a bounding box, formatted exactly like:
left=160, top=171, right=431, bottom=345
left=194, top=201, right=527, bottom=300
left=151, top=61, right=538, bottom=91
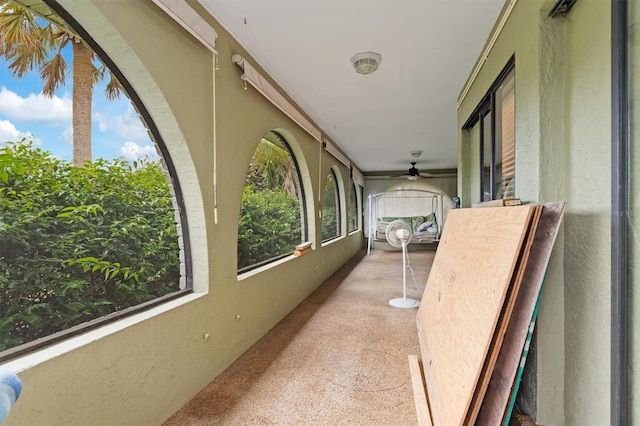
left=284, top=162, right=296, bottom=197
left=72, top=41, right=93, bottom=167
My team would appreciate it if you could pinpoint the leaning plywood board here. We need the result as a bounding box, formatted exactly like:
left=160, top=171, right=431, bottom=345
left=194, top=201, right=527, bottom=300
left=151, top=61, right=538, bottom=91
left=504, top=289, right=542, bottom=425
left=408, top=355, right=433, bottom=426
left=466, top=205, right=543, bottom=424
left=416, top=205, right=535, bottom=426
left=476, top=202, right=565, bottom=425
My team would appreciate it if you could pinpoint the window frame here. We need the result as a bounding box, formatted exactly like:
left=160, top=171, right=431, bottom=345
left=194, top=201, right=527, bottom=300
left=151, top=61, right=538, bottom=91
left=348, top=181, right=358, bottom=233
left=321, top=168, right=341, bottom=242
left=237, top=131, right=308, bottom=274
left=0, top=1, right=192, bottom=363
left=462, top=57, right=515, bottom=201
left=358, top=184, right=364, bottom=230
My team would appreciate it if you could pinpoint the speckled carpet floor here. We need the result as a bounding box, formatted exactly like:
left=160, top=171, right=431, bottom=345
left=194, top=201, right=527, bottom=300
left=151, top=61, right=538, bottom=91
left=164, top=249, right=435, bottom=426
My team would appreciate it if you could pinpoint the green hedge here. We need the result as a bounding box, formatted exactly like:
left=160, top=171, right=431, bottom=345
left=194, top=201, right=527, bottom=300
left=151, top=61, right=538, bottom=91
left=0, top=142, right=180, bottom=352
left=238, top=186, right=302, bottom=270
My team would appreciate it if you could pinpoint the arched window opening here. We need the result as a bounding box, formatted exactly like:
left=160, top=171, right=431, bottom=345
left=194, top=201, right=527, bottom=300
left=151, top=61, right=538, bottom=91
left=348, top=181, right=358, bottom=233
left=0, top=1, right=188, bottom=361
left=321, top=169, right=341, bottom=241
left=238, top=131, right=306, bottom=272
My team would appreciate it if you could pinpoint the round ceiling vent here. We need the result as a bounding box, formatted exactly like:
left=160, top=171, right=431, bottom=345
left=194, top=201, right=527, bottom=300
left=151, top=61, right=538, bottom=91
left=350, top=51, right=382, bottom=75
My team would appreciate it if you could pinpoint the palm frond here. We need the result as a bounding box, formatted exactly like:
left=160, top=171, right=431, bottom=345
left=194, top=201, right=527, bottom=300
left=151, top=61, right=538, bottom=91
left=104, top=72, right=125, bottom=101
left=6, top=40, right=48, bottom=78
left=1, top=0, right=125, bottom=105
left=92, top=63, right=106, bottom=86
left=0, top=6, right=54, bottom=77
left=1, top=7, right=41, bottom=48
left=51, top=29, right=72, bottom=50
left=40, top=52, right=67, bottom=97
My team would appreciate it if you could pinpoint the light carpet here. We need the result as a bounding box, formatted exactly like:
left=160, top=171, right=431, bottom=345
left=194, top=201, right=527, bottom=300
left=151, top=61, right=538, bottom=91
left=164, top=249, right=435, bottom=425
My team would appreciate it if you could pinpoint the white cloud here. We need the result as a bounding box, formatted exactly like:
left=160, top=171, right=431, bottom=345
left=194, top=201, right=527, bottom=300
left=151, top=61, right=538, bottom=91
left=94, top=104, right=150, bottom=142
left=119, top=141, right=158, bottom=162
left=0, top=87, right=72, bottom=124
left=60, top=126, right=73, bottom=144
left=0, top=119, right=41, bottom=145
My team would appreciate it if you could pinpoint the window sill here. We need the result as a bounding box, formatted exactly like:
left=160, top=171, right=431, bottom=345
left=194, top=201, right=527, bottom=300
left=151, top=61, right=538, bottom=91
left=3, top=292, right=207, bottom=372
left=321, top=235, right=345, bottom=247
left=237, top=254, right=296, bottom=281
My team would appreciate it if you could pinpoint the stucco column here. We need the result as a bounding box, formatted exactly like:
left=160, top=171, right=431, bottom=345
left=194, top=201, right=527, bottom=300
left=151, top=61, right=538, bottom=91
left=533, top=10, right=566, bottom=425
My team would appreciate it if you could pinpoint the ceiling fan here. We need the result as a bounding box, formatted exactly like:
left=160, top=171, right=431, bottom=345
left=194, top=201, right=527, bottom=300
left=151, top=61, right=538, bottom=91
left=364, top=161, right=454, bottom=180
left=398, top=162, right=433, bottom=180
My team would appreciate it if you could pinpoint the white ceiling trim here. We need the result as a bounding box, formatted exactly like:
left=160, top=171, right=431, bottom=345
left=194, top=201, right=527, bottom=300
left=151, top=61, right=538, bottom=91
left=151, top=0, right=218, bottom=54
left=232, top=54, right=352, bottom=169
left=457, top=0, right=518, bottom=110
left=352, top=167, right=365, bottom=187
left=232, top=54, right=323, bottom=142
left=324, top=139, right=350, bottom=169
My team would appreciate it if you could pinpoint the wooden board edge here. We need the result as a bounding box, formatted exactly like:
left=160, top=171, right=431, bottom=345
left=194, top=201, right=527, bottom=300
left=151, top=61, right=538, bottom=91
left=418, top=205, right=538, bottom=426
left=465, top=205, right=543, bottom=424
left=408, top=354, right=433, bottom=426
left=503, top=290, right=542, bottom=425
left=476, top=201, right=566, bottom=425
left=459, top=205, right=538, bottom=424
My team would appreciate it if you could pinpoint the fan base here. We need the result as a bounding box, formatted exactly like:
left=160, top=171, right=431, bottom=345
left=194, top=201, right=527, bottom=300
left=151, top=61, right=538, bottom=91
left=389, top=297, right=420, bottom=309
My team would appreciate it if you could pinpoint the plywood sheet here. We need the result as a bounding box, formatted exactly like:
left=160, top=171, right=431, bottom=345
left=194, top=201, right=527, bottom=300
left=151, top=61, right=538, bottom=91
left=408, top=355, right=433, bottom=426
left=476, top=202, right=565, bottom=425
left=416, top=205, right=535, bottom=426
left=466, top=205, right=542, bottom=424
left=504, top=290, right=541, bottom=424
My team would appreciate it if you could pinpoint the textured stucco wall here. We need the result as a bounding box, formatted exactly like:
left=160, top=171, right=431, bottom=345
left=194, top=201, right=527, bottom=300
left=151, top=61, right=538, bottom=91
left=535, top=7, right=566, bottom=422
left=3, top=1, right=362, bottom=424
left=628, top=2, right=640, bottom=423
left=562, top=2, right=611, bottom=424
left=457, top=0, right=611, bottom=424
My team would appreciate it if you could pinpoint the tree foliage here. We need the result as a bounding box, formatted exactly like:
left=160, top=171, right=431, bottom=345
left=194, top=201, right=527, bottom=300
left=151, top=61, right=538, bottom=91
left=0, top=141, right=180, bottom=352
left=238, top=187, right=302, bottom=269
left=238, top=138, right=303, bottom=270
left=0, top=1, right=125, bottom=166
left=348, top=184, right=357, bottom=233
left=321, top=172, right=338, bottom=240
left=0, top=1, right=123, bottom=100
left=246, top=139, right=289, bottom=191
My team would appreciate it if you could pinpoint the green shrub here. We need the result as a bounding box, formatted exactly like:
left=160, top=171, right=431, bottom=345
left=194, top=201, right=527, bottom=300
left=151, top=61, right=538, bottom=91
left=0, top=141, right=180, bottom=352
left=321, top=206, right=337, bottom=240
left=238, top=186, right=302, bottom=270
left=321, top=172, right=338, bottom=240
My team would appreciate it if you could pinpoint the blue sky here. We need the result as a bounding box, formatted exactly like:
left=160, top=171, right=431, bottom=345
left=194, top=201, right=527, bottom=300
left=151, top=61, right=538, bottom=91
left=0, top=50, right=158, bottom=163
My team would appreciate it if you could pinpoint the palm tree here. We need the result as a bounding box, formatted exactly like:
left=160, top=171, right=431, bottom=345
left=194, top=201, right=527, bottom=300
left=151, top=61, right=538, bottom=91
left=0, top=0, right=124, bottom=166
left=249, top=138, right=297, bottom=197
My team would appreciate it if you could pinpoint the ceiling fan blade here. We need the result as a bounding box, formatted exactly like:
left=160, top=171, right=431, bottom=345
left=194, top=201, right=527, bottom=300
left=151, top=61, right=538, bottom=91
left=384, top=172, right=411, bottom=179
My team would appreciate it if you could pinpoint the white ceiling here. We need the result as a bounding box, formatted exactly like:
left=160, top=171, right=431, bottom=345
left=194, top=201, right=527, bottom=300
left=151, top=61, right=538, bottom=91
left=198, top=0, right=505, bottom=173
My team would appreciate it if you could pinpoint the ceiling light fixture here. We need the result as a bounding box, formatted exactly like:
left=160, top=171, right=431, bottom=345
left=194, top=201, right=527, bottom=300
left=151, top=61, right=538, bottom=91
left=350, top=51, right=382, bottom=75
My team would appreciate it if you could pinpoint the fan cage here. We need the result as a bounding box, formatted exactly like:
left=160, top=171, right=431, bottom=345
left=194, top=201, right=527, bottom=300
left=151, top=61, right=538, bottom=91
left=385, top=220, right=413, bottom=248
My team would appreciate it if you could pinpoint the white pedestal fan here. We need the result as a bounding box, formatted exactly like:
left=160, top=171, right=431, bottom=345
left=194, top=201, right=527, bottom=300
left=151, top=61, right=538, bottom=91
left=385, top=220, right=420, bottom=309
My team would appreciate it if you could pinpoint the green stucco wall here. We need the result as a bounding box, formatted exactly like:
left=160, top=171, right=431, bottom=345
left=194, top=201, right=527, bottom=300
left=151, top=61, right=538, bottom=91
left=457, top=0, right=611, bottom=424
left=3, top=1, right=363, bottom=424
left=562, top=2, right=611, bottom=423
left=629, top=1, right=640, bottom=423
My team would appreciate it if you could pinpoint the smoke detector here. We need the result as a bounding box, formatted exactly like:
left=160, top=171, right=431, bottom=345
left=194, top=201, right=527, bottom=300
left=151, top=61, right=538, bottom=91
left=350, top=51, right=382, bottom=75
